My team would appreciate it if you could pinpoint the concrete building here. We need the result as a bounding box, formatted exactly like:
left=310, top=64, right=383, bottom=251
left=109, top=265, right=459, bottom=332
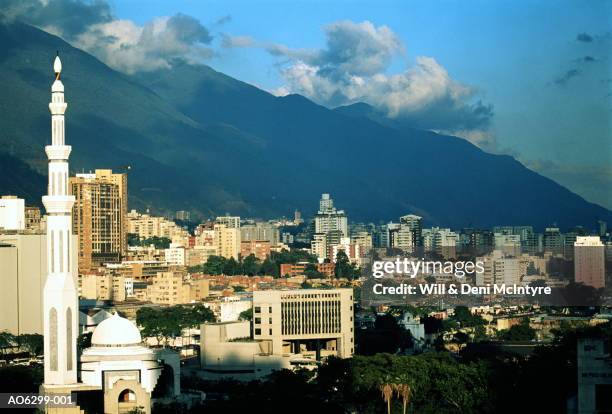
left=280, top=262, right=335, bottom=278
left=0, top=233, right=78, bottom=335
left=0, top=195, right=25, bottom=230
left=476, top=250, right=521, bottom=286
left=25, top=206, right=42, bottom=231
left=399, top=214, right=423, bottom=247
left=164, top=243, right=186, bottom=266
left=314, top=193, right=348, bottom=237
left=576, top=336, right=612, bottom=413
left=574, top=236, right=605, bottom=289
left=127, top=209, right=189, bottom=241
left=71, top=169, right=127, bottom=270
left=240, top=221, right=279, bottom=244
left=214, top=223, right=241, bottom=259
left=253, top=289, right=354, bottom=358
left=311, top=232, right=327, bottom=261
left=240, top=240, right=271, bottom=260
left=216, top=215, right=241, bottom=229
left=147, top=271, right=191, bottom=305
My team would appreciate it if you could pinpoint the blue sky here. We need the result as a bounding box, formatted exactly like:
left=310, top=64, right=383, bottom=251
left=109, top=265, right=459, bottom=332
left=111, top=0, right=611, bottom=208
left=7, top=0, right=610, bottom=208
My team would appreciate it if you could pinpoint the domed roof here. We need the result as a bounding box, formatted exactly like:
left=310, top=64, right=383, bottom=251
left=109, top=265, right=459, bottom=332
left=91, top=313, right=142, bottom=346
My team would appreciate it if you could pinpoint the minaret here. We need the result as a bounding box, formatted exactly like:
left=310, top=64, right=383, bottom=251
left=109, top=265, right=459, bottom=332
left=42, top=54, right=78, bottom=386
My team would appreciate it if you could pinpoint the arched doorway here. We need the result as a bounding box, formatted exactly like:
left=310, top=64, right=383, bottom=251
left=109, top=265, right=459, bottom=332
left=117, top=389, right=138, bottom=414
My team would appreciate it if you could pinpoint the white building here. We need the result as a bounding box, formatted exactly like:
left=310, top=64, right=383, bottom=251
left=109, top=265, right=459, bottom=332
left=314, top=193, right=348, bottom=237
left=476, top=250, right=520, bottom=286
left=0, top=195, right=25, bottom=231
left=253, top=288, right=354, bottom=358
left=164, top=243, right=186, bottom=266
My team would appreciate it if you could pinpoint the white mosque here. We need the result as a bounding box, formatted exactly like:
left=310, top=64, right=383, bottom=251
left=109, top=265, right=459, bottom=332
left=40, top=55, right=179, bottom=414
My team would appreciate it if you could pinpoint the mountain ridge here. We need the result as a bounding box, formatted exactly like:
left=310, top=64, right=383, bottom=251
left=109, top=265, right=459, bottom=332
left=0, top=21, right=609, bottom=230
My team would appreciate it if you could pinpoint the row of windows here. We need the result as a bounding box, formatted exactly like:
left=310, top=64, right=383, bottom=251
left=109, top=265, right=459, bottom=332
left=281, top=300, right=342, bottom=335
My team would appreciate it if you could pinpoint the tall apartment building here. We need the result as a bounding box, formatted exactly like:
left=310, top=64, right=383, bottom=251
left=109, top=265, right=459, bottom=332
left=214, top=223, right=241, bottom=259
left=216, top=216, right=241, bottom=229
left=399, top=214, right=423, bottom=247
left=476, top=250, right=520, bottom=286
left=314, top=194, right=348, bottom=237
left=253, top=289, right=354, bottom=358
left=70, top=170, right=127, bottom=270
left=311, top=233, right=328, bottom=261
left=574, top=236, right=605, bottom=289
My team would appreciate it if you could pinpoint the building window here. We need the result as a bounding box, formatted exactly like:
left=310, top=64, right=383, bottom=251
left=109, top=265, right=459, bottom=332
left=255, top=328, right=261, bottom=335
left=269, top=307, right=272, bottom=313
left=254, top=307, right=261, bottom=313
left=269, top=329, right=272, bottom=335
left=255, top=318, right=261, bottom=324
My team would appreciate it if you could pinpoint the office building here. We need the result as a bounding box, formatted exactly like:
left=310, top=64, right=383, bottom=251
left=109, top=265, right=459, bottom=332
left=574, top=236, right=605, bottom=289
left=253, top=288, right=354, bottom=358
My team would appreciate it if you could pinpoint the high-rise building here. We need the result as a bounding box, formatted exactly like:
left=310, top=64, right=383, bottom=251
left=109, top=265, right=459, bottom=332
left=294, top=209, right=303, bottom=225
left=42, top=55, right=78, bottom=386
left=314, top=193, right=348, bottom=237
left=175, top=210, right=191, bottom=221
left=476, top=250, right=520, bottom=286
left=399, top=214, right=423, bottom=247
left=216, top=215, right=241, bottom=229
left=543, top=227, right=563, bottom=255
left=574, top=236, right=605, bottom=289
left=214, top=223, right=241, bottom=259
left=0, top=195, right=25, bottom=230
left=71, top=169, right=127, bottom=270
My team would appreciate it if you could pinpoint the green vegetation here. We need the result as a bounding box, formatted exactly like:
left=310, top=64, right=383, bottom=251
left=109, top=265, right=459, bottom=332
left=334, top=250, right=360, bottom=280
left=497, top=319, right=536, bottom=341
left=128, top=234, right=172, bottom=249
left=188, top=249, right=318, bottom=277
left=168, top=322, right=611, bottom=414
left=136, top=304, right=215, bottom=346
left=0, top=332, right=43, bottom=356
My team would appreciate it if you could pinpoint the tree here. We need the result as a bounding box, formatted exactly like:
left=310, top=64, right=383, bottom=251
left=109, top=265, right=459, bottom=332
left=498, top=319, right=535, bottom=341
left=380, top=382, right=394, bottom=414
left=18, top=334, right=43, bottom=356
left=304, top=263, right=325, bottom=279
left=239, top=308, right=253, bottom=321
left=334, top=250, right=358, bottom=279
left=0, top=331, right=17, bottom=356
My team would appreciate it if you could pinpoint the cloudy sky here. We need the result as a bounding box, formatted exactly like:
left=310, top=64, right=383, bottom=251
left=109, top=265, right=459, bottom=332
left=3, top=0, right=611, bottom=208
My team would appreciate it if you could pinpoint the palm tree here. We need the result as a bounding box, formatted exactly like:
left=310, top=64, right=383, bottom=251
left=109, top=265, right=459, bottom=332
left=393, top=383, right=411, bottom=414
left=380, top=383, right=394, bottom=414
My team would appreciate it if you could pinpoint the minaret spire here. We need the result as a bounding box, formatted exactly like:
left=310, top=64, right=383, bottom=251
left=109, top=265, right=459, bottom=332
left=42, top=53, right=78, bottom=386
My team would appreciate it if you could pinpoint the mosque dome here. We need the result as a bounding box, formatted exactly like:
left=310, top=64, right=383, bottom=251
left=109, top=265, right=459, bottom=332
left=91, top=313, right=142, bottom=346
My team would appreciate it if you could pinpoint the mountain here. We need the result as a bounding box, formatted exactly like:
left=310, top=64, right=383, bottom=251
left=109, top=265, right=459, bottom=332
left=0, top=21, right=610, bottom=229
